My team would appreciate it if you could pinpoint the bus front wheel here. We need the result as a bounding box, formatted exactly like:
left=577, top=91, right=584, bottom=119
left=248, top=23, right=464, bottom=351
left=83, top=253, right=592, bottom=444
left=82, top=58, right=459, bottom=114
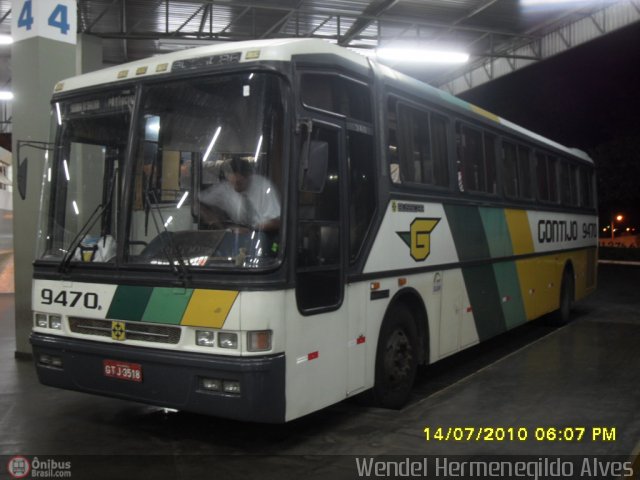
left=372, top=304, right=418, bottom=409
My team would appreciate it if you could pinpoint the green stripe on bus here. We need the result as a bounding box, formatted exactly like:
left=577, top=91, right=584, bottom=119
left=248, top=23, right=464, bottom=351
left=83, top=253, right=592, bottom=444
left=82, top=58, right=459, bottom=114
left=478, top=207, right=513, bottom=258
left=461, top=265, right=506, bottom=341
left=492, top=261, right=527, bottom=329
left=443, top=205, right=490, bottom=262
left=107, top=285, right=154, bottom=321
left=142, top=288, right=194, bottom=325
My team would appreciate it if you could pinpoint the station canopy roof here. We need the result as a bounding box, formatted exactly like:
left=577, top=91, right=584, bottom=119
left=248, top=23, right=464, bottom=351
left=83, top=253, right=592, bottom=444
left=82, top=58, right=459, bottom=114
left=0, top=0, right=638, bottom=94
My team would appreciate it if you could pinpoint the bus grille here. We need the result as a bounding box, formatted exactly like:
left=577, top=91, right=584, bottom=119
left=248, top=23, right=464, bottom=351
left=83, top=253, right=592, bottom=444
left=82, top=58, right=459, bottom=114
left=68, top=317, right=181, bottom=345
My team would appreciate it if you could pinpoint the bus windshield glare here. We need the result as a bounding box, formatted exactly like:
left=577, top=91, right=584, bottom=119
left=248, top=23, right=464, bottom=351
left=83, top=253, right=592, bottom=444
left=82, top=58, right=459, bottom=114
left=38, top=73, right=286, bottom=270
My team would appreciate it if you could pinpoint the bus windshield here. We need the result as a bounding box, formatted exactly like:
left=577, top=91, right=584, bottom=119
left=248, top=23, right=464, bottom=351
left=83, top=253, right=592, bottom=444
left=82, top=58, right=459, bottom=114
left=38, top=73, right=286, bottom=270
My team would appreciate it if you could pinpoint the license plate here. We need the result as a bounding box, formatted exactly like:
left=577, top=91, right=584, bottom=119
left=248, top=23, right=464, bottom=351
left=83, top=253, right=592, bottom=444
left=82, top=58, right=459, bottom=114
left=103, top=359, right=143, bottom=382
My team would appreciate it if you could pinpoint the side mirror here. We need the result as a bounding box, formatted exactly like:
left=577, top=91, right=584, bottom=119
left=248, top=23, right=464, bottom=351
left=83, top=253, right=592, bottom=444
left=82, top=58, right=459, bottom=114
left=17, top=157, right=28, bottom=200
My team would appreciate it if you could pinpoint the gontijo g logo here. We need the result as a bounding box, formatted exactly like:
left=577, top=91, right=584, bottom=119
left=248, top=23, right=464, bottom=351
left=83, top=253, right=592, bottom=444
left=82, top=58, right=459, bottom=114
left=7, top=456, right=30, bottom=479
left=396, top=218, right=440, bottom=261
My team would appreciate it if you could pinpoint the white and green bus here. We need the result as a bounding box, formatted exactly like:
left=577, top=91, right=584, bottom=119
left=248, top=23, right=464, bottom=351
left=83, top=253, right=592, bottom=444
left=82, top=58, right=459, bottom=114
left=31, top=38, right=597, bottom=423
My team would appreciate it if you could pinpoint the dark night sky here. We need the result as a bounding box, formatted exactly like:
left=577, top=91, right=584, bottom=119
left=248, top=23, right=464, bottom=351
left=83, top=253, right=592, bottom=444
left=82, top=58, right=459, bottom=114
left=458, top=21, right=640, bottom=228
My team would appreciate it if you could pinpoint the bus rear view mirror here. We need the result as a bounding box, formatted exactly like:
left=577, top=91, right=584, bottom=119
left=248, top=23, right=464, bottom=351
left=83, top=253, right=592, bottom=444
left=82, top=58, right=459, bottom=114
left=300, top=140, right=328, bottom=193
left=17, top=157, right=28, bottom=200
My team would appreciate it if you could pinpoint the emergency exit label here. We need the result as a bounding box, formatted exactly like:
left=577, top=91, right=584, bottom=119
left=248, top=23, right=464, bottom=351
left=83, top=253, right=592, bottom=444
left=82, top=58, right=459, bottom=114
left=12, top=0, right=77, bottom=45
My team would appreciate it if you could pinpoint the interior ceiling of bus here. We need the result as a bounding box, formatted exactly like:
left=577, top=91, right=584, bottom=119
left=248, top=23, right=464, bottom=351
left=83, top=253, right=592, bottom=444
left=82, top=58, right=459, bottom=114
left=0, top=0, right=638, bottom=95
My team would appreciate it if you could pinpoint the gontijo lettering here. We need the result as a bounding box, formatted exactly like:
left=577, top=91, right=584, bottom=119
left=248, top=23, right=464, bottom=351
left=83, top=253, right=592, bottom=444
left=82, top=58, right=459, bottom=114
left=537, top=219, right=598, bottom=243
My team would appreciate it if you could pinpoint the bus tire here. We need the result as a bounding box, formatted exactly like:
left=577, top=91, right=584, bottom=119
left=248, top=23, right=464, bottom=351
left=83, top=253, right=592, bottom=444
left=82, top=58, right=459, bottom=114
left=552, top=267, right=574, bottom=325
left=372, top=304, right=418, bottom=409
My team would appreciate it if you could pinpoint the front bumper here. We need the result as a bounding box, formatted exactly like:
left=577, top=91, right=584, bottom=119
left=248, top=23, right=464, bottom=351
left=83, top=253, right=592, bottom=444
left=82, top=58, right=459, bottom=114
left=30, top=332, right=286, bottom=423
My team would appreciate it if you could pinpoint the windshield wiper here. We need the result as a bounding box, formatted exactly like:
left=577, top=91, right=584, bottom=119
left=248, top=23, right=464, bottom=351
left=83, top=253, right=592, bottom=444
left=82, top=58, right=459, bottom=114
left=59, top=171, right=118, bottom=274
left=143, top=189, right=191, bottom=285
left=59, top=204, right=104, bottom=273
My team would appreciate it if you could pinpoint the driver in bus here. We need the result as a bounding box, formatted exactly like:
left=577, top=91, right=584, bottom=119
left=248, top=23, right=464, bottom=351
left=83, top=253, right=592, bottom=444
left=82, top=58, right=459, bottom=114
left=199, top=156, right=281, bottom=259
left=200, top=156, right=280, bottom=231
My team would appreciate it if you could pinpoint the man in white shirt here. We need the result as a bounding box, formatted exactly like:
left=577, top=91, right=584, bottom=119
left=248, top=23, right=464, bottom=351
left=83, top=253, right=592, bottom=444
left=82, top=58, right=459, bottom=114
left=199, top=157, right=281, bottom=233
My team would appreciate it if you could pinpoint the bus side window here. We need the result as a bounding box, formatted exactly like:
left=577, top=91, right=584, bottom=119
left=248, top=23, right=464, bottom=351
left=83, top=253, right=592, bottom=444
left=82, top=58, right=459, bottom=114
left=536, top=152, right=560, bottom=204
left=348, top=131, right=375, bottom=262
left=399, top=104, right=430, bottom=184
left=430, top=114, right=449, bottom=187
left=536, top=152, right=549, bottom=201
left=548, top=156, right=559, bottom=202
left=456, top=124, right=496, bottom=194
left=457, top=123, right=483, bottom=192
left=300, top=74, right=372, bottom=123
left=569, top=164, right=579, bottom=206
left=485, top=133, right=497, bottom=194
left=579, top=166, right=594, bottom=208
left=387, top=97, right=400, bottom=183
left=296, top=126, right=343, bottom=312
left=559, top=161, right=572, bottom=205
left=518, top=145, right=533, bottom=199
left=503, top=141, right=519, bottom=198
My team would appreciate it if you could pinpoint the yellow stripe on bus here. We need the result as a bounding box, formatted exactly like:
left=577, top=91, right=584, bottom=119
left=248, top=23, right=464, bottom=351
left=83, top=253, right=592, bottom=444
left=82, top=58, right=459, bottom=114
left=470, top=104, right=500, bottom=123
left=515, top=256, right=559, bottom=320
left=180, top=289, right=239, bottom=328
left=504, top=209, right=534, bottom=255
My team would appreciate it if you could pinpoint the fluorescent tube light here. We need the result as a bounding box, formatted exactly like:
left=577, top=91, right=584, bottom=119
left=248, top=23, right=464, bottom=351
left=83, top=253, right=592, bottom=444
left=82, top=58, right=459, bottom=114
left=376, top=48, right=469, bottom=64
left=202, top=126, right=222, bottom=163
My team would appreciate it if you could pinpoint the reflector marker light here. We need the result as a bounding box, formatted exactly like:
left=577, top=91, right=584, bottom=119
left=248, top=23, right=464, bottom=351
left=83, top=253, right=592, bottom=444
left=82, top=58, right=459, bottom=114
left=296, top=351, right=320, bottom=364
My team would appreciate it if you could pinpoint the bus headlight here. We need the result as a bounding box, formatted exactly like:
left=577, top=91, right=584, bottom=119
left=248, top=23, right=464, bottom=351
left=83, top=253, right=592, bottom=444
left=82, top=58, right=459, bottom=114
left=49, top=315, right=63, bottom=330
left=35, top=313, right=48, bottom=328
left=195, top=330, right=215, bottom=347
left=247, top=330, right=272, bottom=352
left=218, top=332, right=238, bottom=349
left=222, top=380, right=241, bottom=394
left=200, top=378, right=221, bottom=391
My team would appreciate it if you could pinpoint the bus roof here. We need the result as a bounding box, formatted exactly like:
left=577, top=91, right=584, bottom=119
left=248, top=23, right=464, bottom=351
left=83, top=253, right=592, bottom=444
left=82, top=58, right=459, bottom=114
left=53, top=37, right=591, bottom=164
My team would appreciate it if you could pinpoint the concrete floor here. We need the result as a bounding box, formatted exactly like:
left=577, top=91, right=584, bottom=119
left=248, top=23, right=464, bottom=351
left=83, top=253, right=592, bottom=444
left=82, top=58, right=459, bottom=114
left=1, top=264, right=639, bottom=479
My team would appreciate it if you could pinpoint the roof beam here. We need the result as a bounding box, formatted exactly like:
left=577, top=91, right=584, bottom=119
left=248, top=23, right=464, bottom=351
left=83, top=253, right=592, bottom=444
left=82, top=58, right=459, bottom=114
left=128, top=0, right=165, bottom=32
left=438, top=0, right=640, bottom=94
left=85, top=0, right=119, bottom=32
left=0, top=9, right=11, bottom=25
left=260, top=11, right=295, bottom=39
left=219, top=7, right=251, bottom=34
left=199, top=3, right=211, bottom=34
left=172, top=4, right=206, bottom=35
left=339, top=0, right=399, bottom=46
left=427, top=0, right=500, bottom=42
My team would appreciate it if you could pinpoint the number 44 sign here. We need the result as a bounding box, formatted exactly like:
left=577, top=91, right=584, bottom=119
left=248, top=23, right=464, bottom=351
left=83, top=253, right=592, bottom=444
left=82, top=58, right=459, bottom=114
left=12, top=0, right=77, bottom=45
